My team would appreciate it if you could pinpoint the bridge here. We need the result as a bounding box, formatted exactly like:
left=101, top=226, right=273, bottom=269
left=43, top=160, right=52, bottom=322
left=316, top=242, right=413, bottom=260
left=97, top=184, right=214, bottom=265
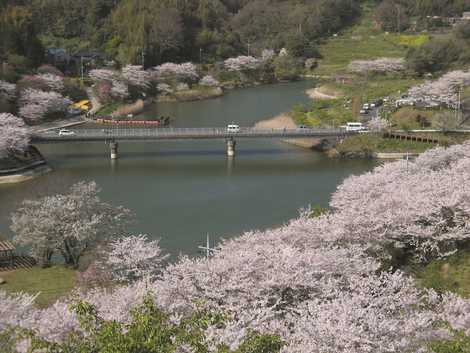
left=32, top=127, right=356, bottom=159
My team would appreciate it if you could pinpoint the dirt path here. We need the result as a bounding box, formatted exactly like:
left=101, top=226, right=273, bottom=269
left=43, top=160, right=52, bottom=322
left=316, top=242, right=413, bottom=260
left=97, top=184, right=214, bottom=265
left=306, top=87, right=343, bottom=100
left=254, top=114, right=321, bottom=149
left=254, top=113, right=297, bottom=129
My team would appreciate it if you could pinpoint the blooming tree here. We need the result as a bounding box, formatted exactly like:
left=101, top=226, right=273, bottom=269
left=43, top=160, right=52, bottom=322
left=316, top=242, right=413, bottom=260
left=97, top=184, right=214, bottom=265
left=11, top=181, right=133, bottom=268
left=157, top=83, right=173, bottom=95
left=408, top=70, right=470, bottom=108
left=0, top=80, right=16, bottom=101
left=329, top=142, right=470, bottom=262
left=224, top=56, right=262, bottom=72
left=121, top=65, right=151, bottom=89
left=3, top=144, right=470, bottom=352
left=151, top=62, right=199, bottom=82
left=199, top=75, right=220, bottom=87
left=110, top=80, right=129, bottom=100
left=0, top=113, right=30, bottom=158
left=102, top=234, right=169, bottom=282
left=368, top=116, right=389, bottom=132
left=37, top=65, right=64, bottom=77
left=89, top=69, right=129, bottom=101
left=89, top=69, right=118, bottom=82
left=261, top=49, right=275, bottom=62
left=18, top=89, right=71, bottom=122
left=35, top=73, right=64, bottom=92
left=349, top=57, right=405, bottom=73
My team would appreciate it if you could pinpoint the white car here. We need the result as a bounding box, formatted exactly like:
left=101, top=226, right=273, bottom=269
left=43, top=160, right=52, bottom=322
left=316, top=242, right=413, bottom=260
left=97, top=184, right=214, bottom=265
left=345, top=122, right=366, bottom=132
left=226, top=124, right=240, bottom=133
left=58, top=129, right=75, bottom=136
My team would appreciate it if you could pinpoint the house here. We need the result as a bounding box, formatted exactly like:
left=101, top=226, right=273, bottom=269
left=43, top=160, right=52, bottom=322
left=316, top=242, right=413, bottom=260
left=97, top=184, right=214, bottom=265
left=45, top=48, right=70, bottom=64
left=0, top=239, right=15, bottom=267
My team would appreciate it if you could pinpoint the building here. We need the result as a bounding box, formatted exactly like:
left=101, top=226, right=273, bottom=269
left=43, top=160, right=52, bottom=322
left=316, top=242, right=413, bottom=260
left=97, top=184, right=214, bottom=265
left=0, top=239, right=15, bottom=267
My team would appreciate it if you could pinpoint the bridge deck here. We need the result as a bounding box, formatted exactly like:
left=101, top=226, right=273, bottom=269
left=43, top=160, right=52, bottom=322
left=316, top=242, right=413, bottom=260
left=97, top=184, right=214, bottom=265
left=32, top=127, right=354, bottom=143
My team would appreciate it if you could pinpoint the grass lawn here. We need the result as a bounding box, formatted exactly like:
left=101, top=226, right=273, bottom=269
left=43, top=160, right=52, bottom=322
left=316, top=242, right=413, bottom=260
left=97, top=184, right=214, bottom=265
left=314, top=2, right=416, bottom=76
left=0, top=265, right=77, bottom=307
left=414, top=251, right=470, bottom=298
left=336, top=134, right=437, bottom=155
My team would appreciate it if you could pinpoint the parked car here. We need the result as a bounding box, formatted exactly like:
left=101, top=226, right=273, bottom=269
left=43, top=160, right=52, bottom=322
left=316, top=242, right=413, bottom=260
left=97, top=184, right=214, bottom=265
left=359, top=109, right=369, bottom=115
left=226, top=124, right=240, bottom=133
left=58, top=129, right=75, bottom=136
left=298, top=125, right=308, bottom=129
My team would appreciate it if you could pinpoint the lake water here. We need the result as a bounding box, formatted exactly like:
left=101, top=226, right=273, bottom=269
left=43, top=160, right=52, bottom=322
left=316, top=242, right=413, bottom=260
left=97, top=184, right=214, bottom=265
left=0, top=81, right=375, bottom=257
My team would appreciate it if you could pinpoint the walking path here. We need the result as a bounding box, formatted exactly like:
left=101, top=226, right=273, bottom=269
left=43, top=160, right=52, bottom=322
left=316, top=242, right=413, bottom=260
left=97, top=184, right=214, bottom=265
left=29, top=116, right=87, bottom=133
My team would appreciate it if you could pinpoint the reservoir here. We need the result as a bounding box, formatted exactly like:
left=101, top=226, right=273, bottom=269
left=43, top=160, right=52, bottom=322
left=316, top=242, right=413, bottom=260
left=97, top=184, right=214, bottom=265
left=0, top=81, right=375, bottom=257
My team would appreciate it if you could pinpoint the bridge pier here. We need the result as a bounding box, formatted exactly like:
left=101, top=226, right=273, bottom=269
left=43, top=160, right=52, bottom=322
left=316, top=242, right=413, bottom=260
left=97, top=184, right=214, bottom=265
left=226, top=138, right=236, bottom=157
left=110, top=141, right=118, bottom=160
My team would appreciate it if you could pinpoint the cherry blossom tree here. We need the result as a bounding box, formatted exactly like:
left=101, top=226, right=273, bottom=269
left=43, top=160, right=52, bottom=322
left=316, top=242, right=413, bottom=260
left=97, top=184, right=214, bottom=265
left=121, top=65, right=151, bottom=89
left=35, top=74, right=64, bottom=92
left=0, top=80, right=16, bottom=101
left=3, top=144, right=470, bottom=352
left=110, top=80, right=129, bottom=100
left=89, top=69, right=118, bottom=82
left=11, top=181, right=133, bottom=268
left=199, top=75, right=220, bottom=87
left=349, top=57, right=405, bottom=73
left=151, top=62, right=199, bottom=82
left=0, top=113, right=30, bottom=158
left=329, top=142, right=470, bottom=263
left=101, top=234, right=168, bottom=282
left=37, top=65, right=64, bottom=77
left=224, top=56, right=262, bottom=72
left=89, top=69, right=129, bottom=101
left=408, top=70, right=470, bottom=108
left=368, top=116, right=389, bottom=132
left=18, top=89, right=71, bottom=123
left=261, top=49, right=275, bottom=62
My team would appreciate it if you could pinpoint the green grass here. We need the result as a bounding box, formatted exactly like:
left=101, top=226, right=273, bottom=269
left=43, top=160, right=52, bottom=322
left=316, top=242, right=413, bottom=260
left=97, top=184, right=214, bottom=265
left=0, top=266, right=77, bottom=307
left=96, top=102, right=122, bottom=116
left=336, top=134, right=436, bottom=155
left=315, top=4, right=408, bottom=76
left=292, top=99, right=353, bottom=127
left=330, top=76, right=423, bottom=101
left=414, top=251, right=470, bottom=298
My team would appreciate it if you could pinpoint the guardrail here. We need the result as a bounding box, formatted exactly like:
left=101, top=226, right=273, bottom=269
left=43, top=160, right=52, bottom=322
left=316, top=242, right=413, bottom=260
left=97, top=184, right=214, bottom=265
left=32, top=127, right=353, bottom=143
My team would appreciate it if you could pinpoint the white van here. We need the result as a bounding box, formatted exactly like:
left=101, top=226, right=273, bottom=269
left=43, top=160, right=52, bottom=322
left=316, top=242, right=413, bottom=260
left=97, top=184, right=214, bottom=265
left=226, top=124, right=240, bottom=133
left=345, top=122, right=365, bottom=132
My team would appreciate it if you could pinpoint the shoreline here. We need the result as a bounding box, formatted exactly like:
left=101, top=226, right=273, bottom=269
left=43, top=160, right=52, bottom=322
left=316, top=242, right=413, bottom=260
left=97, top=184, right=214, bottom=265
left=0, top=147, right=51, bottom=185
left=0, top=164, right=51, bottom=185
left=254, top=114, right=323, bottom=149
left=306, top=86, right=343, bottom=100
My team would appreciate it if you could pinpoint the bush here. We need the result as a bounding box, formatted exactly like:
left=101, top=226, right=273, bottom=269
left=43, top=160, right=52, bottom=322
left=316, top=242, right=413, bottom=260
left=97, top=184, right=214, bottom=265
left=273, top=54, right=302, bottom=81
left=406, top=39, right=460, bottom=75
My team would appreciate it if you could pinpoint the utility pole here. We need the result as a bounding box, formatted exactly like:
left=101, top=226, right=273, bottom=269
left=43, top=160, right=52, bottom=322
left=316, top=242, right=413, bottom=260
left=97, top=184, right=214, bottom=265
left=247, top=42, right=251, bottom=56
left=396, top=4, right=401, bottom=32
left=199, top=48, right=203, bottom=63
left=80, top=56, right=84, bottom=81
left=198, top=234, right=215, bottom=258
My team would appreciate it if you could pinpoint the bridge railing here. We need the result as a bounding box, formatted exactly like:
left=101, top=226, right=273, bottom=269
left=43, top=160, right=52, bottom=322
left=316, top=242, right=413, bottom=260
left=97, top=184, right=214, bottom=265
left=32, top=127, right=350, bottom=141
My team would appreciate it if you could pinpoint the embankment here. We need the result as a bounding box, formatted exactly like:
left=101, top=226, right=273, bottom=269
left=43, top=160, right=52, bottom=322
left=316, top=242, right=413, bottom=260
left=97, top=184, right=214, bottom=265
left=254, top=114, right=324, bottom=149
left=0, top=147, right=51, bottom=185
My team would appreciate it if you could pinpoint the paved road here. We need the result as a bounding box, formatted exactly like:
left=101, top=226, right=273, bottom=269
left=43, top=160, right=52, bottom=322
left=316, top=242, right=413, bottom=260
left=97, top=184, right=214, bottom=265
left=32, top=127, right=355, bottom=143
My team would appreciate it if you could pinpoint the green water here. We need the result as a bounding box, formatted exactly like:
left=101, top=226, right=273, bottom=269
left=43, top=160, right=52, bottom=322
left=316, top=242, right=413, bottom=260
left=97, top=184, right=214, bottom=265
left=0, top=81, right=375, bottom=256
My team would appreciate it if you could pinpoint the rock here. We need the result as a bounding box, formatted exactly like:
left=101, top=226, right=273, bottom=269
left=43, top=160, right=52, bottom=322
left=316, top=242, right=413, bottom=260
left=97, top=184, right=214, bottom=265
left=0, top=277, right=6, bottom=285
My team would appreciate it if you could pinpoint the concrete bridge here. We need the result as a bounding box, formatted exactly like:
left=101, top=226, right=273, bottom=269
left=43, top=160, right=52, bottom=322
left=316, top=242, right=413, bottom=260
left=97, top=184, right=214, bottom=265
left=32, top=127, right=356, bottom=159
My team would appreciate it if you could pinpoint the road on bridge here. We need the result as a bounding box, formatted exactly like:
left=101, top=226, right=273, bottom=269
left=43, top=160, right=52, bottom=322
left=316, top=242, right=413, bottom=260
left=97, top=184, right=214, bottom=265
left=32, top=127, right=356, bottom=143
